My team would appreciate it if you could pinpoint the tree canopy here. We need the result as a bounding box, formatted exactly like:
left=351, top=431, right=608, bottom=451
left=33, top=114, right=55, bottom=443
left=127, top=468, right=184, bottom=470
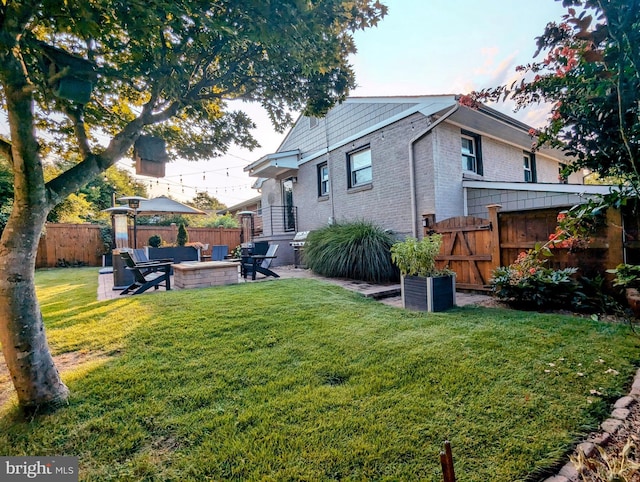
left=190, top=191, right=226, bottom=211
left=0, top=0, right=387, bottom=413
left=471, top=0, right=640, bottom=194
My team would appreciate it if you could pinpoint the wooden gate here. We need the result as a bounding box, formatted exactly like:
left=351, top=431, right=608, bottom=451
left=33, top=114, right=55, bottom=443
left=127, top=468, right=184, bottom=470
left=432, top=215, right=497, bottom=291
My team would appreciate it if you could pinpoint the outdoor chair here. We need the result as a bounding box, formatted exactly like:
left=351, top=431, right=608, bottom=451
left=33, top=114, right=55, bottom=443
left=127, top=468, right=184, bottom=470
left=119, top=251, right=172, bottom=295
left=132, top=248, right=173, bottom=264
left=211, top=245, right=229, bottom=261
left=242, top=244, right=279, bottom=280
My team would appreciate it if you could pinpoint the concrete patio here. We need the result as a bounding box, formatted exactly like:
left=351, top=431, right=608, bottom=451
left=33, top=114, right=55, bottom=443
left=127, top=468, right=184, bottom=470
left=98, top=265, right=491, bottom=308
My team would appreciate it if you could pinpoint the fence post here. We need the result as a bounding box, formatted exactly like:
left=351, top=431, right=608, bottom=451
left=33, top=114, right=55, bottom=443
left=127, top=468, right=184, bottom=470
left=606, top=207, right=624, bottom=266
left=487, top=204, right=502, bottom=270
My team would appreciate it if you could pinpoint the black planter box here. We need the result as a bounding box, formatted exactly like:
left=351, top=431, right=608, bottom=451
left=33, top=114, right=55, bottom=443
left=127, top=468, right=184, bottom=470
left=401, top=275, right=456, bottom=312
left=148, top=246, right=199, bottom=263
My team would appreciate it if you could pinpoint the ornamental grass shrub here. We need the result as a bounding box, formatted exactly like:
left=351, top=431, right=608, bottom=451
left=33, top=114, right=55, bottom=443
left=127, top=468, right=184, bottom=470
left=304, top=221, right=399, bottom=283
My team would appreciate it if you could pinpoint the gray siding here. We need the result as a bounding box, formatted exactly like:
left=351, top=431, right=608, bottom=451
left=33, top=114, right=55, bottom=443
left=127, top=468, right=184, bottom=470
left=279, top=100, right=419, bottom=160
left=466, top=188, right=599, bottom=217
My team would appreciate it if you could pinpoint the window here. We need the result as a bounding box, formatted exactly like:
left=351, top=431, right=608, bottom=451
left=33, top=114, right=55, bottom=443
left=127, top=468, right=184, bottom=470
left=347, top=147, right=372, bottom=188
left=309, top=116, right=318, bottom=129
left=461, top=130, right=483, bottom=175
left=523, top=152, right=537, bottom=183
left=318, top=162, right=329, bottom=196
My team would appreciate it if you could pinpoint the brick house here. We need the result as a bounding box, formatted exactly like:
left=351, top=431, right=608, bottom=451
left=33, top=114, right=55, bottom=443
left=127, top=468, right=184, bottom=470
left=244, top=95, right=608, bottom=266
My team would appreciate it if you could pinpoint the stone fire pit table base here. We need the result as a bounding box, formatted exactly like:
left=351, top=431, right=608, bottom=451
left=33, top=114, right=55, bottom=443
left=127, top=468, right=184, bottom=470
left=173, top=261, right=239, bottom=289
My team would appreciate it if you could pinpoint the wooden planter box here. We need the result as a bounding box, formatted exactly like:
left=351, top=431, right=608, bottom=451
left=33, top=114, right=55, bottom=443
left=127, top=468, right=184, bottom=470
left=401, top=275, right=456, bottom=312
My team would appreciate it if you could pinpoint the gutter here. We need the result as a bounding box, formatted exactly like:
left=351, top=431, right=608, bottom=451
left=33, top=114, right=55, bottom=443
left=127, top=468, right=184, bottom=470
left=408, top=104, right=459, bottom=237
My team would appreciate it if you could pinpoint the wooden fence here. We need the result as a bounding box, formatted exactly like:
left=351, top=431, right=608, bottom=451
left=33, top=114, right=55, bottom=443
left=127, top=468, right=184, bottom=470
left=36, top=223, right=241, bottom=268
left=36, top=224, right=105, bottom=268
left=498, top=206, right=624, bottom=277
left=430, top=204, right=633, bottom=291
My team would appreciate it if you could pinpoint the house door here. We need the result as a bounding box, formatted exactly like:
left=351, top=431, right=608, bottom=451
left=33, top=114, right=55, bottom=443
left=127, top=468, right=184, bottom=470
left=282, top=179, right=296, bottom=232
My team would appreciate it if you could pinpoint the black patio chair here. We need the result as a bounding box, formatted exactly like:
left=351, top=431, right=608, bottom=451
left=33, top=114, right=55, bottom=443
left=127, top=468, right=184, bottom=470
left=119, top=251, right=172, bottom=295
left=242, top=244, right=280, bottom=280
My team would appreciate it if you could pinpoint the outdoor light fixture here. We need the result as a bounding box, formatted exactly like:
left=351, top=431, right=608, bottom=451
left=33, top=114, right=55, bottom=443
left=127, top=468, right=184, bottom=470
left=117, top=196, right=147, bottom=248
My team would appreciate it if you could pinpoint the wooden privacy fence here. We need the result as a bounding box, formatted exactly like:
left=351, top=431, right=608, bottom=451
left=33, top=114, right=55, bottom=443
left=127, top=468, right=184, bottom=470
left=36, top=223, right=105, bottom=268
left=429, top=204, right=629, bottom=291
left=36, top=223, right=241, bottom=268
left=131, top=225, right=241, bottom=254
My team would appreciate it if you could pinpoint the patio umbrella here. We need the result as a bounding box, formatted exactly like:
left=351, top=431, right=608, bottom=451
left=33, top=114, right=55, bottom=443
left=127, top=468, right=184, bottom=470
left=135, top=196, right=206, bottom=216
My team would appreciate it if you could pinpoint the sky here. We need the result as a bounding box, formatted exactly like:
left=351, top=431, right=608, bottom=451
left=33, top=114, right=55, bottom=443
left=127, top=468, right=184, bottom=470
left=1, top=0, right=571, bottom=208
left=148, top=0, right=570, bottom=207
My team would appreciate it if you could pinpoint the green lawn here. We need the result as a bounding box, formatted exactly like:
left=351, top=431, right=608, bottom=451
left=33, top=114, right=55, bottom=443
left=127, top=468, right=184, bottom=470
left=1, top=268, right=639, bottom=481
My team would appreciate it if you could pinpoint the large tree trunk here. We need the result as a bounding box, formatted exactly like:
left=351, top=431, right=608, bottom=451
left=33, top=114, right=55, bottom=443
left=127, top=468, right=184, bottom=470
left=0, top=216, right=69, bottom=414
left=0, top=68, right=69, bottom=414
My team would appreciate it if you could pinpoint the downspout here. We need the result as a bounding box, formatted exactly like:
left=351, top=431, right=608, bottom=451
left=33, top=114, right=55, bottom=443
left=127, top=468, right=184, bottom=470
left=409, top=104, right=459, bottom=237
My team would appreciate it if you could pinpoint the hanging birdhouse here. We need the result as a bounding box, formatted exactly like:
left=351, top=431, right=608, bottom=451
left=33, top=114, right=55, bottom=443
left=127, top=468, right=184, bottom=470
left=39, top=42, right=97, bottom=104
left=134, top=135, right=169, bottom=178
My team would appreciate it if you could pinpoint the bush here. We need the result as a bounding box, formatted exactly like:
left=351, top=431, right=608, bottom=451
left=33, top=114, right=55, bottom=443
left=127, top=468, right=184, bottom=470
left=211, top=213, right=239, bottom=228
left=99, top=226, right=113, bottom=253
left=490, top=251, right=581, bottom=310
left=390, top=235, right=452, bottom=277
left=176, top=223, right=188, bottom=246
left=148, top=234, right=162, bottom=248
left=304, top=221, right=398, bottom=283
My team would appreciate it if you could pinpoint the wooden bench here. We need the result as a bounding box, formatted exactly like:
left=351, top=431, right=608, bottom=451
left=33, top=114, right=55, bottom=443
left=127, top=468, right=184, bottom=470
left=173, top=261, right=239, bottom=289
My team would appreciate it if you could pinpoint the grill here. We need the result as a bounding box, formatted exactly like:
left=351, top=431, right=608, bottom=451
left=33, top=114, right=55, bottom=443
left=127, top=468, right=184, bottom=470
left=289, top=231, right=309, bottom=267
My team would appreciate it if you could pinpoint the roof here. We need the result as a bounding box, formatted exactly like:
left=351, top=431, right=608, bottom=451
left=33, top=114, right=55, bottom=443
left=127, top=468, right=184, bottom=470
left=217, top=195, right=262, bottom=215
left=135, top=196, right=206, bottom=215
left=245, top=94, right=570, bottom=180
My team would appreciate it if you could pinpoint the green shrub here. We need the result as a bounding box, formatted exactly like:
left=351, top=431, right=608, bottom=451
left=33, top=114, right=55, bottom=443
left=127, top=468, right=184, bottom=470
left=99, top=226, right=113, bottom=253
left=148, top=234, right=162, bottom=248
left=607, top=263, right=640, bottom=289
left=211, top=213, right=239, bottom=228
left=490, top=251, right=581, bottom=310
left=390, top=235, right=452, bottom=277
left=176, top=223, right=188, bottom=246
left=304, top=221, right=398, bottom=283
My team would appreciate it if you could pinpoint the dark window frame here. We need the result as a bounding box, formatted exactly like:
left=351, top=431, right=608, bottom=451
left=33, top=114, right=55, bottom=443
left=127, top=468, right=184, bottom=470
left=461, top=129, right=483, bottom=175
left=317, top=162, right=329, bottom=197
left=346, top=145, right=372, bottom=189
left=523, top=151, right=537, bottom=183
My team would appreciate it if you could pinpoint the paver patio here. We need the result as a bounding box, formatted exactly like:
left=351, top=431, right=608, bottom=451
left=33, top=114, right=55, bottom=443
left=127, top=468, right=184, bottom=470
left=97, top=264, right=490, bottom=307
